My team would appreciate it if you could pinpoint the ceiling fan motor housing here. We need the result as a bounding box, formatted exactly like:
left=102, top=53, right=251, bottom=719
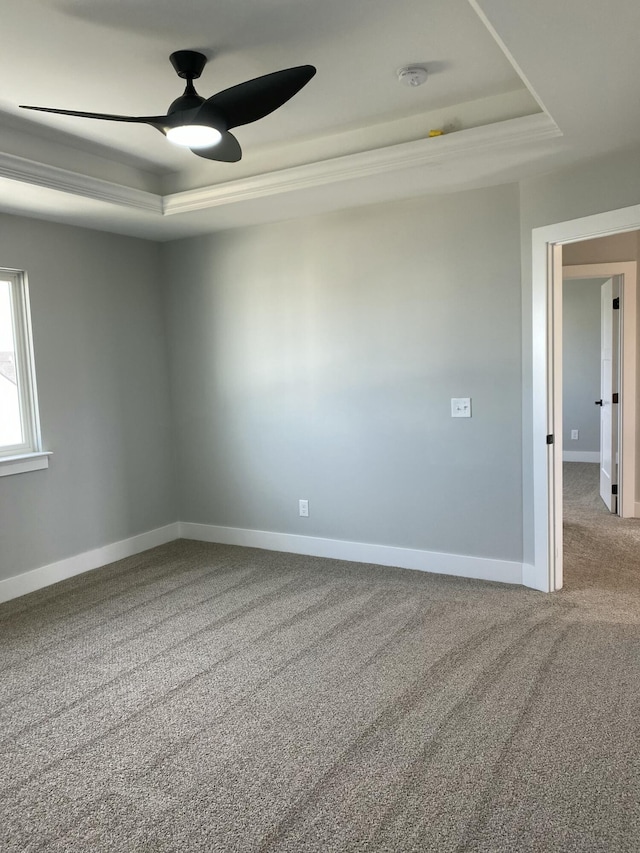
left=167, top=92, right=206, bottom=116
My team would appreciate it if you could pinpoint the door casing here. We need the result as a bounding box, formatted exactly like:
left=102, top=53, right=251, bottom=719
left=531, top=208, right=638, bottom=593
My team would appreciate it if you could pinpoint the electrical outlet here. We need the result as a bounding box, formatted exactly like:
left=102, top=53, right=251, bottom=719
left=571, top=429, right=579, bottom=440
left=299, top=499, right=309, bottom=517
left=451, top=398, right=471, bottom=418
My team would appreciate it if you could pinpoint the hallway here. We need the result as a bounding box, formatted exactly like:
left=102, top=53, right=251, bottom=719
left=563, top=462, right=640, bottom=601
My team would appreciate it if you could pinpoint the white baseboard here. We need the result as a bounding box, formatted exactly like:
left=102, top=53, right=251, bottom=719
left=0, top=523, right=181, bottom=605
left=179, top=522, right=523, bottom=586
left=522, top=562, right=550, bottom=593
left=562, top=451, right=600, bottom=463
left=0, top=519, right=528, bottom=606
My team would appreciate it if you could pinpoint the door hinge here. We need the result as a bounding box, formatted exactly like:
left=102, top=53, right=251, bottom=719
left=613, top=392, right=619, bottom=404
left=613, top=297, right=620, bottom=309
left=612, top=485, right=618, bottom=495
left=546, top=434, right=554, bottom=445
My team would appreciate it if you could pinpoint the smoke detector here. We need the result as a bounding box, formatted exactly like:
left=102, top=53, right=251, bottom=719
left=397, top=66, right=428, bottom=87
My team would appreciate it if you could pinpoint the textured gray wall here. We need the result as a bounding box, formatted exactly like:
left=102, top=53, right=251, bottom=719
left=162, top=185, right=523, bottom=561
left=520, top=146, right=640, bottom=564
left=0, top=214, right=176, bottom=580
left=562, top=278, right=604, bottom=452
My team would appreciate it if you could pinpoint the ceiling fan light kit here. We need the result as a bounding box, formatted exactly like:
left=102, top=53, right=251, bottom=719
left=165, top=125, right=222, bottom=148
left=19, top=50, right=316, bottom=163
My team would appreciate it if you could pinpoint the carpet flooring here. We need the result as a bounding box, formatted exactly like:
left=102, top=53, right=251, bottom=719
left=1, top=475, right=640, bottom=851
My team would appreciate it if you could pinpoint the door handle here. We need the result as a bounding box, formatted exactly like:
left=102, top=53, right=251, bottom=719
left=595, top=399, right=603, bottom=406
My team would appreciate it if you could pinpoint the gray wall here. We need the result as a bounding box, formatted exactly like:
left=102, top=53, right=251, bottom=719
left=562, top=278, right=603, bottom=452
left=0, top=214, right=175, bottom=580
left=6, top=143, right=640, bottom=585
left=162, top=185, right=523, bottom=561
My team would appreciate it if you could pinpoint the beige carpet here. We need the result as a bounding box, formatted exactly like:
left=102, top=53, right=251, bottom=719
left=1, top=484, right=639, bottom=851
left=563, top=462, right=640, bottom=605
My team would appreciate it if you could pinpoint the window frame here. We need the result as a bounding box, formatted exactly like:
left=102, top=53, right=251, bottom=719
left=0, top=269, right=48, bottom=475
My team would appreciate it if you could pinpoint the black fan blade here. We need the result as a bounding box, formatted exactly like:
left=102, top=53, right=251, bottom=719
left=191, top=131, right=242, bottom=163
left=20, top=105, right=167, bottom=129
left=205, top=65, right=316, bottom=130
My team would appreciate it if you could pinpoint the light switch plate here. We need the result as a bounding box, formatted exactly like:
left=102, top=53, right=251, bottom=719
left=451, top=397, right=471, bottom=418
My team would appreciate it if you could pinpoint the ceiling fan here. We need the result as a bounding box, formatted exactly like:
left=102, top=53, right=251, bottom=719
left=19, top=51, right=316, bottom=163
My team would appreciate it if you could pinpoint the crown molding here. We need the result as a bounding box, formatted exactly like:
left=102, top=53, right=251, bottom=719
left=0, top=113, right=560, bottom=228
left=162, top=113, right=561, bottom=216
left=0, top=151, right=163, bottom=213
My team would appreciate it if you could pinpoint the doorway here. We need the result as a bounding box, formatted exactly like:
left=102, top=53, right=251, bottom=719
left=562, top=266, right=628, bottom=514
left=531, top=209, right=640, bottom=593
left=552, top=260, right=636, bottom=589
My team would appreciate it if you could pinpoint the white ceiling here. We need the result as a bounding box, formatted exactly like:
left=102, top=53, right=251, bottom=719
left=0, top=0, right=638, bottom=239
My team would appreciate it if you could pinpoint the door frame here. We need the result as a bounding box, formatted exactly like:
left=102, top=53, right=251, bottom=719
left=562, top=266, right=633, bottom=512
left=564, top=266, right=636, bottom=486
left=531, top=206, right=639, bottom=593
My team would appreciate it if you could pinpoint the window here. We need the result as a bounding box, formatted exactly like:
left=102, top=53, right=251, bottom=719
left=0, top=269, right=48, bottom=475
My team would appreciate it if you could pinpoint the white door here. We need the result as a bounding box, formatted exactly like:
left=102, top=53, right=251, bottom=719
left=599, top=278, right=618, bottom=512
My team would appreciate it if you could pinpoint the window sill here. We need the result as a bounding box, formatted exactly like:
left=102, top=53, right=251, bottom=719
left=0, top=451, right=52, bottom=477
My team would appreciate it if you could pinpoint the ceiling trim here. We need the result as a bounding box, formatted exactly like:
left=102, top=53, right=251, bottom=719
left=0, top=113, right=560, bottom=224
left=467, top=0, right=550, bottom=117
left=163, top=113, right=560, bottom=216
left=0, top=151, right=163, bottom=214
